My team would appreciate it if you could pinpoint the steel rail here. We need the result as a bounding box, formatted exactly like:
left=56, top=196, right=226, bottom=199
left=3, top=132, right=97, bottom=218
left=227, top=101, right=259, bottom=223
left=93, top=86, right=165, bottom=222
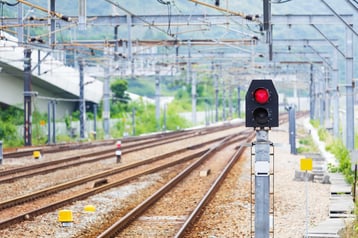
left=0, top=129, right=231, bottom=183
left=0, top=132, right=241, bottom=210
left=97, top=132, right=244, bottom=238
left=0, top=147, right=209, bottom=230
left=174, top=132, right=255, bottom=237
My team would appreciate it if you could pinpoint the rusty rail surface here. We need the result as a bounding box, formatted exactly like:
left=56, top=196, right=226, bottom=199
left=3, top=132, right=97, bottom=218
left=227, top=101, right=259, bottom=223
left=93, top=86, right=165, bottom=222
left=97, top=130, right=253, bottom=238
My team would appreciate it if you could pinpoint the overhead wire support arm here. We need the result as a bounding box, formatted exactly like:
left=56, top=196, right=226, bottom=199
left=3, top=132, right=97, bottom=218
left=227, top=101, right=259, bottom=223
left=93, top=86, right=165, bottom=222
left=345, top=0, right=358, bottom=9
left=17, top=0, right=71, bottom=22
left=320, top=0, right=358, bottom=36
left=311, top=24, right=346, bottom=58
left=103, top=0, right=176, bottom=39
left=306, top=45, right=333, bottom=70
left=188, top=0, right=260, bottom=22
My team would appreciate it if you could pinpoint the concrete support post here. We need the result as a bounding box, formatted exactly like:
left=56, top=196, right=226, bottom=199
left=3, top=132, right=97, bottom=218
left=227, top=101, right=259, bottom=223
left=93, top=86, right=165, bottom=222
left=187, top=41, right=192, bottom=85
left=237, top=86, right=241, bottom=118
left=324, top=66, right=330, bottom=127
left=228, top=80, right=233, bottom=119
left=49, top=0, right=56, bottom=46
left=319, top=76, right=324, bottom=126
left=78, top=0, right=87, bottom=30
left=221, top=65, right=226, bottom=121
left=24, top=48, right=32, bottom=146
left=155, top=63, right=161, bottom=130
left=309, top=64, right=315, bottom=120
left=192, top=72, right=197, bottom=125
left=287, top=105, right=297, bottom=154
left=215, top=64, right=219, bottom=122
left=163, top=104, right=167, bottom=131
left=47, top=101, right=51, bottom=144
left=17, top=3, right=23, bottom=46
left=52, top=101, right=56, bottom=144
left=93, top=104, right=97, bottom=140
left=345, top=27, right=354, bottom=150
left=79, top=58, right=85, bottom=139
left=127, top=14, right=134, bottom=78
left=254, top=129, right=270, bottom=238
left=132, top=107, right=136, bottom=135
left=103, top=65, right=110, bottom=139
left=0, top=141, right=2, bottom=165
left=332, top=50, right=339, bottom=137
left=114, top=26, right=119, bottom=61
left=37, top=50, right=41, bottom=75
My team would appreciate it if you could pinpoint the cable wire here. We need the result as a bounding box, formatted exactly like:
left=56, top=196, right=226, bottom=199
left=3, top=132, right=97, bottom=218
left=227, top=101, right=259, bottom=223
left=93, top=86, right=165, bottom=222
left=272, top=0, right=293, bottom=3
left=157, top=0, right=173, bottom=36
left=1, top=0, right=19, bottom=7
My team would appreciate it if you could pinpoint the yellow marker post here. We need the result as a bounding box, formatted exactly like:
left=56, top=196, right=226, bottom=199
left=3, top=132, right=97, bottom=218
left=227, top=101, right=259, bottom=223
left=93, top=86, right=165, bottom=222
left=33, top=151, right=41, bottom=159
left=84, top=205, right=96, bottom=212
left=58, top=209, right=73, bottom=227
left=300, top=157, right=313, bottom=238
left=300, top=158, right=313, bottom=171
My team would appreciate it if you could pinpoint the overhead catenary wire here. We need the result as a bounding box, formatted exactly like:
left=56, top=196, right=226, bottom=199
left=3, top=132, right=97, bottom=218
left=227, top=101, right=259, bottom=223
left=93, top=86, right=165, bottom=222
left=103, top=0, right=176, bottom=39
left=1, top=0, right=19, bottom=7
left=272, top=0, right=293, bottom=3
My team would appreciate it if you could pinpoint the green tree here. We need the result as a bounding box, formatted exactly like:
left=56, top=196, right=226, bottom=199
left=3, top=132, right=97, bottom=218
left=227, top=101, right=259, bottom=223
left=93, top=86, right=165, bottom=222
left=111, top=79, right=130, bottom=103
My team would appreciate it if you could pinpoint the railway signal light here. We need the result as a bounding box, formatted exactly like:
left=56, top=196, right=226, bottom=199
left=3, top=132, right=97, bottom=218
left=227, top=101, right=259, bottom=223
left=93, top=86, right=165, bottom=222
left=245, top=79, right=279, bottom=128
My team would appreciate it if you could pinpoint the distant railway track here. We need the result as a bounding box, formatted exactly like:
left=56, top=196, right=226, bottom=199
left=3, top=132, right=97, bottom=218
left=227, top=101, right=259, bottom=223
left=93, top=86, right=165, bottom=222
left=3, top=122, right=236, bottom=159
left=0, top=123, right=237, bottom=184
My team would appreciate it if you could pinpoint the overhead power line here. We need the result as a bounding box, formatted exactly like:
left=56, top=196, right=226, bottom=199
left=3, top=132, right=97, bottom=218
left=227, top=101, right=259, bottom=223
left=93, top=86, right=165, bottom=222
left=103, top=0, right=176, bottom=38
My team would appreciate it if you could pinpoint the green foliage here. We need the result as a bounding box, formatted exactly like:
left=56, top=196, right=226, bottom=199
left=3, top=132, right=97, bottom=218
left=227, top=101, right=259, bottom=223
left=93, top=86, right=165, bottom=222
left=111, top=79, right=130, bottom=103
left=0, top=122, right=21, bottom=147
left=296, top=136, right=318, bottom=154
left=310, top=119, right=320, bottom=129
left=164, top=104, right=191, bottom=130
left=31, top=110, right=48, bottom=145
left=134, top=103, right=157, bottom=135
left=0, top=106, right=23, bottom=125
left=127, top=77, right=156, bottom=97
left=0, top=106, right=23, bottom=147
left=310, top=120, right=354, bottom=184
left=112, top=98, right=190, bottom=137
left=322, top=132, right=353, bottom=184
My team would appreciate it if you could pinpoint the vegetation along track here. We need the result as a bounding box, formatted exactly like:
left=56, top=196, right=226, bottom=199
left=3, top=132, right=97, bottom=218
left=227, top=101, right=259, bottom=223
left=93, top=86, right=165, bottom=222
left=0, top=123, right=247, bottom=232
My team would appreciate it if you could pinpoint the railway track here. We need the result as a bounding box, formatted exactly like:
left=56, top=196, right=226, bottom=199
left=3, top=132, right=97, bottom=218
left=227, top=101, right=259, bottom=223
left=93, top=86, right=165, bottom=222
left=3, top=122, right=236, bottom=159
left=96, top=130, right=254, bottom=237
left=0, top=124, right=238, bottom=184
left=0, top=124, right=247, bottom=232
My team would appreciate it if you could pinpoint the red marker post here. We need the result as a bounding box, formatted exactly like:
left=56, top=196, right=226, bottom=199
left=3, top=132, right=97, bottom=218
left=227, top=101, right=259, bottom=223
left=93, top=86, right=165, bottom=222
left=116, top=141, right=122, bottom=163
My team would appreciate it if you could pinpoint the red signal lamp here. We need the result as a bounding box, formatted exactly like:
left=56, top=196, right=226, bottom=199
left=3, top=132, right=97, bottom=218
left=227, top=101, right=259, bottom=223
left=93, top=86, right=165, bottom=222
left=254, top=88, right=269, bottom=104
left=245, top=79, right=279, bottom=128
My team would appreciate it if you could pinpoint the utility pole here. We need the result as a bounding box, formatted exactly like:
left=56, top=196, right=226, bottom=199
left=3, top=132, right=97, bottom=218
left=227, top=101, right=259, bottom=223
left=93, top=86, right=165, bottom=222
left=155, top=62, right=161, bottom=130
left=52, top=101, right=56, bottom=144
left=215, top=64, right=219, bottom=122
left=103, top=63, right=110, bottom=139
left=79, top=58, right=85, bottom=139
left=23, top=48, right=32, bottom=146
left=192, top=72, right=197, bottom=125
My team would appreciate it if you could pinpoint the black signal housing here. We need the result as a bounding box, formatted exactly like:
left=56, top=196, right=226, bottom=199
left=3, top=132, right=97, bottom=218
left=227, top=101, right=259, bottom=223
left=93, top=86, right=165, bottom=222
left=245, top=79, right=279, bottom=128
